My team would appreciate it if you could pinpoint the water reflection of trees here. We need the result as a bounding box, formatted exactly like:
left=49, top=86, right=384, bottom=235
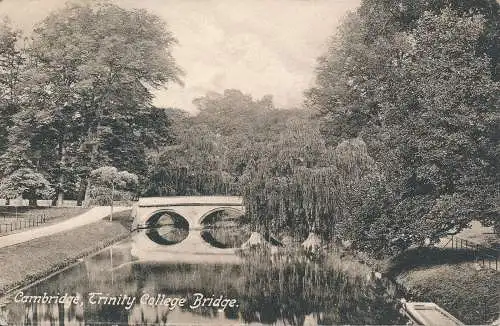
left=201, top=209, right=250, bottom=248
left=235, top=257, right=405, bottom=325
left=130, top=254, right=406, bottom=326
left=6, top=245, right=406, bottom=326
left=5, top=245, right=138, bottom=325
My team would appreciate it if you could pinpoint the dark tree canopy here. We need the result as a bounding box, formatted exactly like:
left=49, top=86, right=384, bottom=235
left=0, top=19, right=24, bottom=156
left=145, top=90, right=296, bottom=197
left=306, top=0, right=500, bottom=255
left=0, top=1, right=183, bottom=204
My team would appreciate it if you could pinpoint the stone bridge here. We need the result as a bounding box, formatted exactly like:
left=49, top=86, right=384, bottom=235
left=132, top=196, right=244, bottom=229
left=130, top=196, right=245, bottom=263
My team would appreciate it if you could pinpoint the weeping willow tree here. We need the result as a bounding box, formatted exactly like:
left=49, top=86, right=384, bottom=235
left=242, top=121, right=380, bottom=243
left=146, top=89, right=388, bottom=251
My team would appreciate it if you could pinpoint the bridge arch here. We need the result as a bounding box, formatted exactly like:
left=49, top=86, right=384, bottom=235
left=198, top=206, right=247, bottom=249
left=131, top=196, right=246, bottom=263
left=145, top=209, right=189, bottom=226
left=143, top=209, right=190, bottom=246
left=198, top=206, right=245, bottom=225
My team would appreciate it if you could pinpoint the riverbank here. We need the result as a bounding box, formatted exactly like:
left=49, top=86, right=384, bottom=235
left=338, top=245, right=498, bottom=325
left=0, top=210, right=132, bottom=296
left=385, top=248, right=498, bottom=325
left=322, top=226, right=499, bottom=325
left=241, top=234, right=497, bottom=324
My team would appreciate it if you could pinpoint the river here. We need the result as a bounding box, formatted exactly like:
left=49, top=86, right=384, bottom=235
left=1, top=236, right=408, bottom=325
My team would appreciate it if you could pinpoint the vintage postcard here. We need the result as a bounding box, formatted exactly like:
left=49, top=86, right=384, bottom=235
left=0, top=0, right=498, bottom=325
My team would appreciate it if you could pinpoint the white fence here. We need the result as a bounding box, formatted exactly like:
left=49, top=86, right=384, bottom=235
left=0, top=198, right=30, bottom=206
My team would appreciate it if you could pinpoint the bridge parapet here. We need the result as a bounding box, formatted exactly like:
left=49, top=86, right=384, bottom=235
left=137, top=196, right=243, bottom=207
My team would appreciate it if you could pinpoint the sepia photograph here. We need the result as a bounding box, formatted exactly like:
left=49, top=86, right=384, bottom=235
left=0, top=0, right=498, bottom=325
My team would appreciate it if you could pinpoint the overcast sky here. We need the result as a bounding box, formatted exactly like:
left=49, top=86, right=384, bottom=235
left=0, top=0, right=359, bottom=113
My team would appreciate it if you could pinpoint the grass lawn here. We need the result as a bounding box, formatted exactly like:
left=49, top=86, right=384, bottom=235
left=384, top=246, right=499, bottom=325
left=102, top=208, right=133, bottom=230
left=0, top=218, right=130, bottom=295
left=394, top=262, right=498, bottom=325
left=0, top=206, right=90, bottom=220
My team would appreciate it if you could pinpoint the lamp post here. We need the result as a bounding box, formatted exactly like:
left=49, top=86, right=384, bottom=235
left=110, top=180, right=114, bottom=222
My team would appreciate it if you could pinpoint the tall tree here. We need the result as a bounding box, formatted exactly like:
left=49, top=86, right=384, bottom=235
left=89, top=166, right=138, bottom=220
left=0, top=19, right=25, bottom=170
left=10, top=1, right=182, bottom=205
left=307, top=1, right=499, bottom=255
left=146, top=90, right=289, bottom=197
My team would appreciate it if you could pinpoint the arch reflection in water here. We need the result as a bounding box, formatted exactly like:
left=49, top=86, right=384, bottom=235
left=145, top=211, right=189, bottom=245
left=200, top=208, right=249, bottom=249
left=3, top=243, right=408, bottom=325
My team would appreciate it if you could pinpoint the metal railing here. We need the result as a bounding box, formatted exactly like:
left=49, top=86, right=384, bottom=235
left=443, top=235, right=498, bottom=271
left=0, top=213, right=48, bottom=235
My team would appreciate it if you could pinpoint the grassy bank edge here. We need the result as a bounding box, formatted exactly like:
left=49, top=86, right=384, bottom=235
left=0, top=211, right=133, bottom=297
left=340, top=246, right=498, bottom=325
left=392, top=263, right=498, bottom=325
left=1, top=233, right=130, bottom=298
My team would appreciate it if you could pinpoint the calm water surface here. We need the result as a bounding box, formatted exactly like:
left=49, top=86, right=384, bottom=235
left=2, top=239, right=407, bottom=325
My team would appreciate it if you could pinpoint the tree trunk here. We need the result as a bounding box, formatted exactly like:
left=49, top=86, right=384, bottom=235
left=56, top=183, right=64, bottom=207
left=83, top=177, right=92, bottom=207
left=77, top=180, right=86, bottom=206
left=56, top=136, right=65, bottom=207
left=28, top=196, right=37, bottom=207
left=83, top=128, right=100, bottom=207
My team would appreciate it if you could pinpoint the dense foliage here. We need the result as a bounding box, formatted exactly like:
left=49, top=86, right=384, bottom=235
left=0, top=19, right=23, bottom=155
left=0, top=2, right=182, bottom=204
left=88, top=166, right=138, bottom=205
left=0, top=168, right=53, bottom=205
left=145, top=89, right=308, bottom=197
left=306, top=0, right=500, bottom=255
left=147, top=89, right=383, bottom=244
